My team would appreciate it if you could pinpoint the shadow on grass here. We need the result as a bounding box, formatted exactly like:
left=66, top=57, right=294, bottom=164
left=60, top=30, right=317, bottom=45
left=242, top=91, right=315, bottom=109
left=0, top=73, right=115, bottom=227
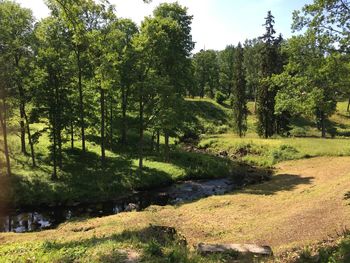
left=185, top=100, right=228, bottom=123
left=241, top=174, right=313, bottom=195
left=6, top=146, right=176, bottom=207
left=39, top=225, right=193, bottom=262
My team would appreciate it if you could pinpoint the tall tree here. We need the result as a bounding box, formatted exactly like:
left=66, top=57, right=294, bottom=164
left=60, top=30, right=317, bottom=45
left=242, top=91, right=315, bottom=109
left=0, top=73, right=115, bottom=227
left=46, top=0, right=100, bottom=153
left=34, top=17, right=73, bottom=179
left=243, top=38, right=262, bottom=110
left=218, top=45, right=235, bottom=97
left=273, top=33, right=343, bottom=137
left=193, top=49, right=220, bottom=98
left=0, top=0, right=35, bottom=163
left=0, top=46, right=12, bottom=176
left=117, top=19, right=139, bottom=145
left=134, top=2, right=194, bottom=171
left=256, top=11, right=284, bottom=138
left=232, top=43, right=248, bottom=137
left=293, top=0, right=350, bottom=111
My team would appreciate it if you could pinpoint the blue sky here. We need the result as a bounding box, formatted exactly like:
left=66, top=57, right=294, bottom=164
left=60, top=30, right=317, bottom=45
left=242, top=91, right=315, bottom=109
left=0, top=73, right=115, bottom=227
left=15, top=0, right=312, bottom=52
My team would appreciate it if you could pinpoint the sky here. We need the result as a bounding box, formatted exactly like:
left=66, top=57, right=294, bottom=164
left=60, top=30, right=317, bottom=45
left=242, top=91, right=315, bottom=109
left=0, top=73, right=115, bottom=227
left=15, top=0, right=312, bottom=52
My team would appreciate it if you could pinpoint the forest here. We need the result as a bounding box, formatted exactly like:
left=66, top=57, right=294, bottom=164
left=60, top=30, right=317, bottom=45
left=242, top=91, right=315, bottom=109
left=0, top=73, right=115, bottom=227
left=0, top=0, right=350, bottom=262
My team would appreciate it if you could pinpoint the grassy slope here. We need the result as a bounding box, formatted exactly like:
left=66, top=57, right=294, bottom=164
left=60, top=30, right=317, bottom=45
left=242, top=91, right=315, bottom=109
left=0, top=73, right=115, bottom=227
left=198, top=100, right=350, bottom=167
left=0, top=98, right=236, bottom=207
left=0, top=156, right=349, bottom=262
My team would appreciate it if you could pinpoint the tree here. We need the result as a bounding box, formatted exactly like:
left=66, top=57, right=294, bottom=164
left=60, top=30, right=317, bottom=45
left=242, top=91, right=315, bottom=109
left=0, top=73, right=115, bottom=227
left=153, top=2, right=194, bottom=160
left=243, top=38, right=262, bottom=110
left=134, top=2, right=194, bottom=171
left=0, top=45, right=12, bottom=176
left=256, top=11, right=284, bottom=138
left=34, top=17, right=73, bottom=179
left=293, top=0, right=350, bottom=54
left=193, top=49, right=220, bottom=98
left=232, top=43, right=248, bottom=137
left=117, top=19, right=139, bottom=145
left=218, top=45, right=235, bottom=97
left=86, top=3, right=117, bottom=165
left=293, top=0, right=350, bottom=111
left=46, top=0, right=100, bottom=154
left=0, top=0, right=35, bottom=164
left=273, top=33, right=343, bottom=137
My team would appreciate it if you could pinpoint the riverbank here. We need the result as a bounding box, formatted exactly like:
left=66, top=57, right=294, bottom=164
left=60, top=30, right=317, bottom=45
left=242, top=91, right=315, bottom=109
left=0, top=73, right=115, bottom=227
left=1, top=157, right=349, bottom=262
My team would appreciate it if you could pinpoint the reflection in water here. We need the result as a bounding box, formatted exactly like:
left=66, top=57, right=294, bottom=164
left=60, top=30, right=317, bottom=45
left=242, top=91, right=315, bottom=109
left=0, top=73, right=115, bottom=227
left=0, top=191, right=169, bottom=233
left=0, top=178, right=234, bottom=233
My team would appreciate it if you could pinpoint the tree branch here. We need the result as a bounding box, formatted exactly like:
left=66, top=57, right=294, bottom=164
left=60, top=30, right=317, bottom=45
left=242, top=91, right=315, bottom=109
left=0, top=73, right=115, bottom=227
left=340, top=0, right=350, bottom=12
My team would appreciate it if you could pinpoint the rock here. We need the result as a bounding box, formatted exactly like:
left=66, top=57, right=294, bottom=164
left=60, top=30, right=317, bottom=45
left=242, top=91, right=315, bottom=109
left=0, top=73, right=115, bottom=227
left=197, top=243, right=273, bottom=257
left=125, top=203, right=139, bottom=212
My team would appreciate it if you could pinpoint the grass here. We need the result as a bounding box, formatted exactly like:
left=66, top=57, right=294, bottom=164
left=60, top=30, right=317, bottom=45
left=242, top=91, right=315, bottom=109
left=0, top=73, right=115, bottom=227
left=199, top=134, right=350, bottom=167
left=0, top=156, right=349, bottom=262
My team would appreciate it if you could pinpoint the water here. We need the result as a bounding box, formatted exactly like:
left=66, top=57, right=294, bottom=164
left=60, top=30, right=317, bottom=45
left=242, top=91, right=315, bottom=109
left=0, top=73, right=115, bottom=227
left=0, top=192, right=169, bottom=233
left=0, top=178, right=234, bottom=233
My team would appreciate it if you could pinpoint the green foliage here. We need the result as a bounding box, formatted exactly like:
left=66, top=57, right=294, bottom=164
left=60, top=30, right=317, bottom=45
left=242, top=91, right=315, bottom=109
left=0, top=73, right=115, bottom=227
left=192, top=49, right=220, bottom=98
left=218, top=45, right=235, bottom=97
left=215, top=91, right=226, bottom=105
left=270, top=144, right=299, bottom=164
left=256, top=11, right=285, bottom=138
left=232, top=42, right=248, bottom=137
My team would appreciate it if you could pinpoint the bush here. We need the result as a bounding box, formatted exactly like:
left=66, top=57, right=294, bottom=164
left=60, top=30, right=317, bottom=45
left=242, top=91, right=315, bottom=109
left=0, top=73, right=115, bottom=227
left=271, top=145, right=299, bottom=164
left=215, top=91, right=226, bottom=105
left=291, top=127, right=307, bottom=137
left=327, top=126, right=337, bottom=138
left=145, top=239, right=163, bottom=257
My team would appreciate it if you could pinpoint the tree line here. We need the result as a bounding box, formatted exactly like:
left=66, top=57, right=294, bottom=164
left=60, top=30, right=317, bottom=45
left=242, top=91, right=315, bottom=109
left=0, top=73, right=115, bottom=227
left=0, top=0, right=349, bottom=178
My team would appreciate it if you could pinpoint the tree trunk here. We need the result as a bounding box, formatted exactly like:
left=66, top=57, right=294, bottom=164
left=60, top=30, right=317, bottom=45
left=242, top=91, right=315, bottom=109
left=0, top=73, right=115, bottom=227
left=100, top=88, right=106, bottom=165
left=76, top=50, right=86, bottom=153
left=150, top=131, right=155, bottom=151
left=15, top=56, right=26, bottom=155
left=156, top=130, right=160, bottom=153
left=254, top=87, right=257, bottom=113
left=347, top=97, right=350, bottom=112
left=19, top=104, right=26, bottom=154
left=321, top=112, right=326, bottom=138
left=70, top=120, right=74, bottom=149
left=164, top=131, right=169, bottom=163
left=200, top=84, right=205, bottom=98
left=0, top=98, right=11, bottom=176
left=52, top=123, right=58, bottom=180
left=51, top=113, right=57, bottom=181
left=138, top=91, right=144, bottom=173
left=57, top=127, right=62, bottom=169
left=23, top=110, right=36, bottom=167
left=109, top=93, right=113, bottom=146
left=121, top=85, right=128, bottom=144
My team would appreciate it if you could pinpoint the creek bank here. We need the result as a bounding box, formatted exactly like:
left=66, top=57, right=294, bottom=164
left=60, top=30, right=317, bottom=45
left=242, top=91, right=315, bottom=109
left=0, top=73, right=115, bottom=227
left=0, top=178, right=237, bottom=233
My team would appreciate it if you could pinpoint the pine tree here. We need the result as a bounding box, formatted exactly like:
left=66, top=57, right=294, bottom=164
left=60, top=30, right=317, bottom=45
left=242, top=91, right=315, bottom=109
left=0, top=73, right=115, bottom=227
left=256, top=11, right=284, bottom=138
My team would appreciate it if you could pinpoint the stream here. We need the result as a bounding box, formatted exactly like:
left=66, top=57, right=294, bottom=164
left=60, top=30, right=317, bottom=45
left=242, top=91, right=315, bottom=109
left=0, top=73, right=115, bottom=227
left=0, top=178, right=235, bottom=233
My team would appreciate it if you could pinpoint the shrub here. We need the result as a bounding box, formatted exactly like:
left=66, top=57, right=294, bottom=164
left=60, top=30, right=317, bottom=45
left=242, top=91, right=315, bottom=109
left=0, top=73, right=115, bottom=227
left=291, top=127, right=307, bottom=137
left=145, top=239, right=163, bottom=257
left=215, top=91, right=226, bottom=105
left=271, top=145, right=299, bottom=164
